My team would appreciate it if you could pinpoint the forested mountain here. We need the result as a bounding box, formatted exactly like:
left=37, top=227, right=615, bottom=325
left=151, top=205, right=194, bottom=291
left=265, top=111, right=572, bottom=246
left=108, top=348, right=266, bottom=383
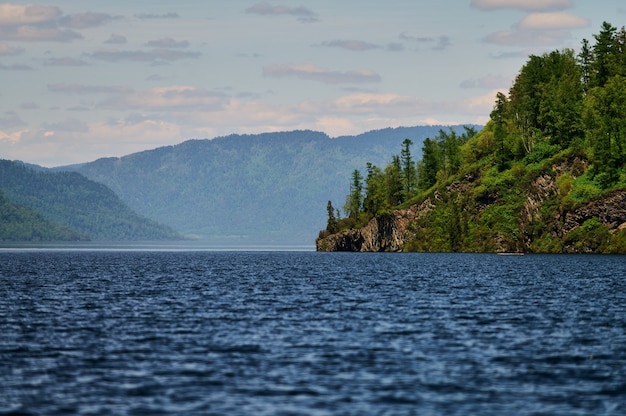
left=0, top=160, right=181, bottom=241
left=318, top=22, right=626, bottom=254
left=69, top=126, right=475, bottom=244
left=0, top=190, right=87, bottom=241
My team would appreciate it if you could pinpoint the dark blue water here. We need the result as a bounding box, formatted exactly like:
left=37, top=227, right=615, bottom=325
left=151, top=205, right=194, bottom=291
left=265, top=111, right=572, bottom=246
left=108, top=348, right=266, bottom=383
left=1, top=251, right=625, bottom=415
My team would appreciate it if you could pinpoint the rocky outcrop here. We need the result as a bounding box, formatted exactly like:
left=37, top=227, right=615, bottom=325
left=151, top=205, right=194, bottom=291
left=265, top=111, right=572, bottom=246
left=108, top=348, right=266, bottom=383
left=317, top=155, right=626, bottom=253
left=563, top=190, right=626, bottom=234
left=316, top=199, right=433, bottom=252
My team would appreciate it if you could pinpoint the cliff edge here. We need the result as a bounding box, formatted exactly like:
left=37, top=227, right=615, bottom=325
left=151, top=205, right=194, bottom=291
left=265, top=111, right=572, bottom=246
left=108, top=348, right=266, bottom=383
left=317, top=156, right=626, bottom=253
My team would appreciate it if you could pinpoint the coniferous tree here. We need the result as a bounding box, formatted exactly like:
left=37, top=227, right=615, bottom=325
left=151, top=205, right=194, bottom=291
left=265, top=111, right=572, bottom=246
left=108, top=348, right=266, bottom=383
left=400, top=138, right=417, bottom=201
left=579, top=38, right=593, bottom=93
left=385, top=156, right=404, bottom=206
left=344, top=169, right=364, bottom=219
left=326, top=200, right=337, bottom=233
left=363, top=162, right=387, bottom=215
left=491, top=92, right=510, bottom=169
left=418, top=137, right=441, bottom=190
left=591, top=21, right=618, bottom=88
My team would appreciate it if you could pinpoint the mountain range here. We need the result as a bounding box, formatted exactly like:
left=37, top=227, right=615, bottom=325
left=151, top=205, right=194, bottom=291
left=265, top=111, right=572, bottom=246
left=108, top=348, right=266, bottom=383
left=0, top=159, right=180, bottom=242
left=68, top=126, right=475, bottom=245
left=1, top=125, right=475, bottom=245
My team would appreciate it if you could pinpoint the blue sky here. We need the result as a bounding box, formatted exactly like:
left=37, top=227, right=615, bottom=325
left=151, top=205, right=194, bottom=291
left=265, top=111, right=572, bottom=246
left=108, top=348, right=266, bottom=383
left=0, top=0, right=624, bottom=166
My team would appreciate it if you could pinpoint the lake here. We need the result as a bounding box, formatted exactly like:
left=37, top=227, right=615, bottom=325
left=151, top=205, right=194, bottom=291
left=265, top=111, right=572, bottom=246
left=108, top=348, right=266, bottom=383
left=1, top=250, right=625, bottom=415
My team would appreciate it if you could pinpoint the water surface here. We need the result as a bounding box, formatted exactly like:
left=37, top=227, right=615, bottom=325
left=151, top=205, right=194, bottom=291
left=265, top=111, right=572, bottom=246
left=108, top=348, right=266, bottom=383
left=1, top=251, right=625, bottom=415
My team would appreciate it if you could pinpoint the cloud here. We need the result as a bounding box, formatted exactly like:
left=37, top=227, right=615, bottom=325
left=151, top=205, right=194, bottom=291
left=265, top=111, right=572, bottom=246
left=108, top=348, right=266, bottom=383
left=263, top=64, right=382, bottom=84
left=0, top=111, right=26, bottom=129
left=1, top=119, right=184, bottom=166
left=97, top=85, right=227, bottom=111
left=58, top=12, right=120, bottom=29
left=0, top=62, right=33, bottom=70
left=433, top=35, right=451, bottom=51
left=386, top=42, right=404, bottom=52
left=470, top=0, right=572, bottom=11
left=0, top=5, right=118, bottom=42
left=105, top=33, right=127, bottom=44
left=0, top=128, right=30, bottom=144
left=482, top=11, right=589, bottom=46
left=47, top=83, right=133, bottom=94
left=320, top=39, right=379, bottom=51
left=517, top=12, right=589, bottom=30
left=0, top=3, right=61, bottom=25
left=399, top=32, right=452, bottom=50
left=144, top=38, right=190, bottom=48
left=134, top=12, right=180, bottom=19
left=20, top=102, right=39, bottom=110
left=0, top=42, right=23, bottom=55
left=42, top=118, right=89, bottom=133
left=485, top=28, right=572, bottom=46
left=0, top=25, right=81, bottom=42
left=43, top=57, right=89, bottom=67
left=246, top=3, right=318, bottom=23
left=90, top=48, right=200, bottom=63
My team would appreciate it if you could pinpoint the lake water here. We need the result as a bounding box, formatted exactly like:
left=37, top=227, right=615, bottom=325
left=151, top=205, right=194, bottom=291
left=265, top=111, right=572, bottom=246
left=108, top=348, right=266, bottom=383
left=1, top=250, right=625, bottom=415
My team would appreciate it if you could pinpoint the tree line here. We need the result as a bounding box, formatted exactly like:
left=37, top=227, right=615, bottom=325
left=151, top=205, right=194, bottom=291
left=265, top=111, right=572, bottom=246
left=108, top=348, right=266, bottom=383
left=324, top=127, right=478, bottom=234
left=490, top=21, right=626, bottom=185
left=323, top=21, right=626, bottom=237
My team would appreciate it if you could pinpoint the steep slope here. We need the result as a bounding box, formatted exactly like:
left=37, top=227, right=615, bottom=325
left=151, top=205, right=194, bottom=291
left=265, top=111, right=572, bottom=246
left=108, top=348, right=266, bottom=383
left=317, top=152, right=626, bottom=253
left=0, top=160, right=181, bottom=241
left=69, top=126, right=473, bottom=244
left=0, top=190, right=87, bottom=241
left=317, top=22, right=626, bottom=254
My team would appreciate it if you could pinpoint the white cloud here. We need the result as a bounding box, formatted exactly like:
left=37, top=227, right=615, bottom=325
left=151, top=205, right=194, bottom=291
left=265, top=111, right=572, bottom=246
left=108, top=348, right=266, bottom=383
left=97, top=85, right=227, bottom=111
left=485, top=28, right=572, bottom=46
left=0, top=5, right=118, bottom=42
left=0, top=3, right=61, bottom=26
left=470, top=0, right=572, bottom=12
left=517, top=12, right=590, bottom=30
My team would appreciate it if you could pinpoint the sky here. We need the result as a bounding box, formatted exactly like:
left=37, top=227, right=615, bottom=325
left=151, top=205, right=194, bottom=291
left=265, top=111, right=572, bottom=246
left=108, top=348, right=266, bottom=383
left=0, top=0, right=624, bottom=167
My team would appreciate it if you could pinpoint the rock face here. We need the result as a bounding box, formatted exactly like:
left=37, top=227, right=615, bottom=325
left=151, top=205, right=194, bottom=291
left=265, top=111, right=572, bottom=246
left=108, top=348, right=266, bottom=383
left=316, top=199, right=431, bottom=252
left=563, top=190, right=626, bottom=234
left=316, top=156, right=626, bottom=253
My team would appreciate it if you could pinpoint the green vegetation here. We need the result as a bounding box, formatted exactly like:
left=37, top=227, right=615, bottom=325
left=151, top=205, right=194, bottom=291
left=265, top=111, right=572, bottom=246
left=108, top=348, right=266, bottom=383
left=324, top=22, right=626, bottom=253
left=0, top=160, right=181, bottom=241
left=0, top=190, right=87, bottom=241
left=71, top=126, right=474, bottom=244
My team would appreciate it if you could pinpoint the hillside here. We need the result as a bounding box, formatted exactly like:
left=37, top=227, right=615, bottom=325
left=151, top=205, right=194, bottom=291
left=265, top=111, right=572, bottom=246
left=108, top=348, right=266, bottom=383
left=0, top=190, right=87, bottom=241
left=317, top=22, right=626, bottom=254
left=0, top=160, right=181, bottom=241
left=67, top=126, right=475, bottom=245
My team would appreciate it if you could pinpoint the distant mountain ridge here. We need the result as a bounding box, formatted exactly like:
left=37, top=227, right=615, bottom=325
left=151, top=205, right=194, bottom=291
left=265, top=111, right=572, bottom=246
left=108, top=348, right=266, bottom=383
left=0, top=160, right=181, bottom=241
left=69, top=125, right=476, bottom=245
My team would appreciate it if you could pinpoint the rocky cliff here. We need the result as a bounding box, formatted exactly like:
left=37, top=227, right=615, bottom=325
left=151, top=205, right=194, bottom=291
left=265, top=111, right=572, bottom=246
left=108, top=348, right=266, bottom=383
left=317, top=157, right=626, bottom=253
